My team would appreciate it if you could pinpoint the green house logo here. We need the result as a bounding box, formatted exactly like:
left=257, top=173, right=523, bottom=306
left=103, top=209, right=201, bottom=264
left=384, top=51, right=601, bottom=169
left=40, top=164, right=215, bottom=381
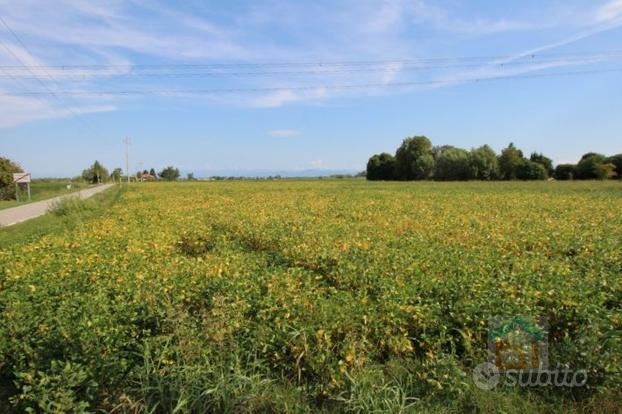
left=488, top=316, right=548, bottom=371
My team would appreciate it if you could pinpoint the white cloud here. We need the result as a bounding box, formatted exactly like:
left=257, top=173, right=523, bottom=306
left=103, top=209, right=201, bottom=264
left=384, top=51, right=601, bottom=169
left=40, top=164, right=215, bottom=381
left=595, top=0, right=622, bottom=23
left=406, top=0, right=541, bottom=34
left=0, top=93, right=115, bottom=127
left=0, top=0, right=249, bottom=60
left=269, top=129, right=299, bottom=138
left=0, top=0, right=620, bottom=124
left=310, top=159, right=323, bottom=167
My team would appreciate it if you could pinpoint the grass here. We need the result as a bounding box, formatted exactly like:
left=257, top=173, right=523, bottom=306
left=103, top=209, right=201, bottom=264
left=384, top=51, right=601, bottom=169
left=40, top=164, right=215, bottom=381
left=0, top=184, right=123, bottom=248
left=0, top=180, right=90, bottom=210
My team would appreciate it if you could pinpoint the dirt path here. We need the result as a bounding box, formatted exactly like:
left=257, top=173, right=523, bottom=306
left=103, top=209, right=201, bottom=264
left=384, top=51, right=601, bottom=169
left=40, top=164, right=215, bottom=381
left=0, top=184, right=115, bottom=227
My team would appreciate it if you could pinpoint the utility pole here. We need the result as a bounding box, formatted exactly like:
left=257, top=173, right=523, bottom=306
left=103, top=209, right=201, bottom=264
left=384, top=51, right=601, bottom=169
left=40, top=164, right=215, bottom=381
left=123, top=137, right=131, bottom=184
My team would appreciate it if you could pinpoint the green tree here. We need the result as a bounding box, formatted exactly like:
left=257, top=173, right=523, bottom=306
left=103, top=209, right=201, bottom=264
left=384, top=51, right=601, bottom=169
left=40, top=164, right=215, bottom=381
left=0, top=156, right=23, bottom=200
left=186, top=172, right=196, bottom=181
left=468, top=145, right=499, bottom=180
left=576, top=153, right=614, bottom=179
left=554, top=164, right=577, bottom=180
left=529, top=152, right=554, bottom=177
left=606, top=154, right=622, bottom=179
left=498, top=143, right=525, bottom=180
left=159, top=166, right=180, bottom=181
left=516, top=160, right=547, bottom=180
left=110, top=168, right=123, bottom=182
left=394, top=136, right=435, bottom=180
left=434, top=147, right=470, bottom=181
left=149, top=168, right=157, bottom=177
left=595, top=163, right=616, bottom=179
left=366, top=153, right=396, bottom=180
left=431, top=145, right=455, bottom=161
left=81, top=161, right=109, bottom=184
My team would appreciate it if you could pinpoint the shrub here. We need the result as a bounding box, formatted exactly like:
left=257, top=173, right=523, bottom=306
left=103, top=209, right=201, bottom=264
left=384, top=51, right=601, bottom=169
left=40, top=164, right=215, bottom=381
left=49, top=197, right=98, bottom=217
left=0, top=157, right=23, bottom=200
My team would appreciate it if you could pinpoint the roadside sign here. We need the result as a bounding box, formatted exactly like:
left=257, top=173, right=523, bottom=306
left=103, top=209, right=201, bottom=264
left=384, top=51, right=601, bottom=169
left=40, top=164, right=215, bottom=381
left=13, top=173, right=31, bottom=183
left=13, top=173, right=31, bottom=201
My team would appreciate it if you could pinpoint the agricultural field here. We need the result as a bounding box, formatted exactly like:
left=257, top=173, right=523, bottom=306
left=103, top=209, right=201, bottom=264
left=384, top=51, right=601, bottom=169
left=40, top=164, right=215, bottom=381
left=0, top=180, right=621, bottom=413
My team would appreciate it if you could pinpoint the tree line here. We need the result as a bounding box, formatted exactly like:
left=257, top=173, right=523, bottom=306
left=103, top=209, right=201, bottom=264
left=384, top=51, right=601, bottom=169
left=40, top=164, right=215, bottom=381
left=81, top=162, right=184, bottom=183
left=367, top=136, right=621, bottom=181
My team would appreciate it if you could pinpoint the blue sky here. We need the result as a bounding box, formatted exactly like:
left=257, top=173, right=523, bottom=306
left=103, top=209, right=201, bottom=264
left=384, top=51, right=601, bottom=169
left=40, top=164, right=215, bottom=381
left=0, top=0, right=621, bottom=177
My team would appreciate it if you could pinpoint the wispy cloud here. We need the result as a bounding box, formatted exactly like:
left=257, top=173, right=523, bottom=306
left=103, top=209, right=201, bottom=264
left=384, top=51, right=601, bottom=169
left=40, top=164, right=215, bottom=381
left=0, top=93, right=115, bottom=127
left=595, top=0, right=622, bottom=23
left=0, top=0, right=620, bottom=124
left=419, top=0, right=622, bottom=91
left=406, top=0, right=541, bottom=34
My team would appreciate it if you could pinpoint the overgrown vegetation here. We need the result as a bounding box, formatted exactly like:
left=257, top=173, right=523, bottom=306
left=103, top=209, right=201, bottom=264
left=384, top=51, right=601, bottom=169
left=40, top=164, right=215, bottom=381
left=0, top=157, right=23, bottom=201
left=0, top=185, right=122, bottom=247
left=0, top=181, right=621, bottom=412
left=49, top=196, right=99, bottom=217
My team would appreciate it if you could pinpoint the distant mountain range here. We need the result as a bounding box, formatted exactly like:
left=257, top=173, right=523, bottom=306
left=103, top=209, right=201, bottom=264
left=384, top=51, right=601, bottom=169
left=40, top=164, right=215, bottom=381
left=191, top=169, right=361, bottom=178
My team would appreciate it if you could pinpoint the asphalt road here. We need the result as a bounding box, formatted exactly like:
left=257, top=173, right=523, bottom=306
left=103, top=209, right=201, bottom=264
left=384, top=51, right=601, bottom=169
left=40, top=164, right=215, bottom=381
left=0, top=184, right=114, bottom=227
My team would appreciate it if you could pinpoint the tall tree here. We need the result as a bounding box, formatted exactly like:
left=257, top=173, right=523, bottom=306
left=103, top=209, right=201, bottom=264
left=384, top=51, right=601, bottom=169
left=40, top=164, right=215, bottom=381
left=468, top=145, right=499, bottom=180
left=366, top=153, right=396, bottom=180
left=434, top=146, right=470, bottom=181
left=498, top=143, right=525, bottom=180
left=529, top=152, right=554, bottom=177
left=110, top=168, right=123, bottom=182
left=159, top=166, right=180, bottom=181
left=149, top=168, right=157, bottom=177
left=394, top=136, right=435, bottom=180
left=82, top=161, right=109, bottom=184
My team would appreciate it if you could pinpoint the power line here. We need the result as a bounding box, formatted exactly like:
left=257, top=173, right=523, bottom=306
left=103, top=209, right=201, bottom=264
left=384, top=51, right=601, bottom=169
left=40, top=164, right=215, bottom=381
left=1, top=67, right=619, bottom=97
left=0, top=56, right=619, bottom=79
left=0, top=13, right=105, bottom=139
left=0, top=50, right=621, bottom=72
